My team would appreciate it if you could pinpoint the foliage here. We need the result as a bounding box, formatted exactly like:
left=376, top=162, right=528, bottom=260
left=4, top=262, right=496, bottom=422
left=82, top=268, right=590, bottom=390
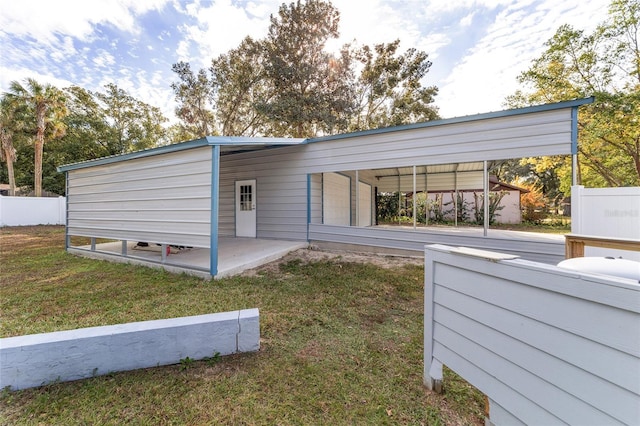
left=506, top=0, right=640, bottom=194
left=0, top=98, right=21, bottom=195
left=350, top=40, right=439, bottom=131
left=171, top=61, right=216, bottom=139
left=471, top=191, right=506, bottom=225
left=258, top=0, right=354, bottom=137
left=210, top=36, right=274, bottom=137
left=173, top=0, right=438, bottom=138
left=2, top=78, right=68, bottom=197
left=0, top=83, right=169, bottom=195
left=519, top=181, right=547, bottom=223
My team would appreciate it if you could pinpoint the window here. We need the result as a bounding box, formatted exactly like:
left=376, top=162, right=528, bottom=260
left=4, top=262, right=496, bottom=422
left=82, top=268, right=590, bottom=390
left=240, top=185, right=252, bottom=211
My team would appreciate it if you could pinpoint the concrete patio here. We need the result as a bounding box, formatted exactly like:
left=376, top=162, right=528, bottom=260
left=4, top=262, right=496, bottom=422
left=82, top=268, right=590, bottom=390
left=68, top=237, right=308, bottom=279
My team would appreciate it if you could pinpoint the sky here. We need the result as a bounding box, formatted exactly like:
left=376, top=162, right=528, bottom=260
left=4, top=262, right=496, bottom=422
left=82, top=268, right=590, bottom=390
left=0, top=0, right=609, bottom=124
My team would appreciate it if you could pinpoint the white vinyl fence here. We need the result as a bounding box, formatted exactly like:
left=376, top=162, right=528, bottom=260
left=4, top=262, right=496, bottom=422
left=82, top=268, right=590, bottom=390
left=0, top=196, right=66, bottom=226
left=424, top=244, right=640, bottom=425
left=571, top=185, right=640, bottom=260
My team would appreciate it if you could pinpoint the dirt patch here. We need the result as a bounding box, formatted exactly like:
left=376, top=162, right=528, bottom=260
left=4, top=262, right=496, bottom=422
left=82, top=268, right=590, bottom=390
left=243, top=246, right=423, bottom=276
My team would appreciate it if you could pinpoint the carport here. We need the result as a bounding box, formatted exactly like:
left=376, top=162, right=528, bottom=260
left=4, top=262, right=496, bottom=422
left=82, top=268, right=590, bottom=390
left=59, top=97, right=593, bottom=276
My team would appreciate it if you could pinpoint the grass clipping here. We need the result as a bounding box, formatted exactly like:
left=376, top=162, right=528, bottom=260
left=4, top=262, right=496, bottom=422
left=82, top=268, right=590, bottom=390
left=0, top=226, right=484, bottom=425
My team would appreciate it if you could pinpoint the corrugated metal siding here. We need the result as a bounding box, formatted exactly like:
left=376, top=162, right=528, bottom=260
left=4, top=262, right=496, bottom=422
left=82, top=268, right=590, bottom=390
left=310, top=174, right=322, bottom=224
left=375, top=171, right=484, bottom=193
left=219, top=148, right=309, bottom=240
left=309, top=224, right=564, bottom=264
left=67, top=147, right=212, bottom=247
left=303, top=109, right=573, bottom=172
left=424, top=245, right=640, bottom=425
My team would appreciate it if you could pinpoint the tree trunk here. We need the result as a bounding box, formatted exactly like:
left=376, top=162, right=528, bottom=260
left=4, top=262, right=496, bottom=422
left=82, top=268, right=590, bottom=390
left=34, top=139, right=43, bottom=197
left=6, top=154, right=16, bottom=196
left=2, top=146, right=16, bottom=196
left=35, top=104, right=46, bottom=197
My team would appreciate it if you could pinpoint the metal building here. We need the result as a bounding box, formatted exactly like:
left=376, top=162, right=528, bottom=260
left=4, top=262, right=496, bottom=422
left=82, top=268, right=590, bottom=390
left=58, top=98, right=592, bottom=278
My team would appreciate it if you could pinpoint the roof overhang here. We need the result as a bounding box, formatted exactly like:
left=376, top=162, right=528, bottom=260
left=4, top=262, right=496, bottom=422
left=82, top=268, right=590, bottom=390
left=57, top=136, right=305, bottom=172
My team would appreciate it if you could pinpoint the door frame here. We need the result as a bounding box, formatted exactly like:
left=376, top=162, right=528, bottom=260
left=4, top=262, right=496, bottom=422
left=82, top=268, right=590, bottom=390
left=235, top=179, right=257, bottom=238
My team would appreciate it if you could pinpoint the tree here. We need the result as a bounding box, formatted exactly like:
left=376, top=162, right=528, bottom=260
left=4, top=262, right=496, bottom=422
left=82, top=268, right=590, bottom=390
left=506, top=0, right=640, bottom=193
left=95, top=83, right=168, bottom=155
left=0, top=98, right=19, bottom=195
left=210, top=37, right=273, bottom=136
left=350, top=40, right=439, bottom=131
left=171, top=61, right=216, bottom=139
left=258, top=0, right=354, bottom=137
left=3, top=78, right=67, bottom=197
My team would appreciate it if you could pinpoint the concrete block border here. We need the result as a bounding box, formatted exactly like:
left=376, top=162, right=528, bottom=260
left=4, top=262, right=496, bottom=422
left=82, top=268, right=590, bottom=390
left=0, top=309, right=259, bottom=391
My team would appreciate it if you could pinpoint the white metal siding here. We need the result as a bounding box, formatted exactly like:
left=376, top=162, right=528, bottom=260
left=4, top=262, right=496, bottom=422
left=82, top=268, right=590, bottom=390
left=322, top=172, right=351, bottom=226
left=303, top=109, right=574, bottom=172
left=375, top=171, right=484, bottom=193
left=424, top=245, right=640, bottom=425
left=219, top=148, right=309, bottom=240
left=358, top=181, right=372, bottom=227
left=67, top=147, right=212, bottom=247
left=309, top=224, right=565, bottom=264
left=310, top=174, right=322, bottom=224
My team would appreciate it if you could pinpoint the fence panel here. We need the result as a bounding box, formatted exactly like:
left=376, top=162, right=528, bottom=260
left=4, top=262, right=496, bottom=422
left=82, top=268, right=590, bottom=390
left=571, top=185, right=640, bottom=260
left=0, top=196, right=66, bottom=226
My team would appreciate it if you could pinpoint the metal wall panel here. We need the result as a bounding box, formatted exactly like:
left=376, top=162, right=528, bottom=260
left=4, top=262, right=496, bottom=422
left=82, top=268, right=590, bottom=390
left=309, top=223, right=564, bottom=264
left=375, top=171, right=484, bottom=193
left=67, top=147, right=212, bottom=247
left=219, top=148, right=309, bottom=240
left=302, top=109, right=573, bottom=173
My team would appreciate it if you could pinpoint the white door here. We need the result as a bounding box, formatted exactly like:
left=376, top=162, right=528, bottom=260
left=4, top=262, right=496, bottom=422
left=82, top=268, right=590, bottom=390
left=235, top=179, right=256, bottom=237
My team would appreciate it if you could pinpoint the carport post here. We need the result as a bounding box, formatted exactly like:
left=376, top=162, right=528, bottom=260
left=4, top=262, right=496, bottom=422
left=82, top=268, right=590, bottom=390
left=210, top=145, right=220, bottom=277
left=483, top=161, right=489, bottom=237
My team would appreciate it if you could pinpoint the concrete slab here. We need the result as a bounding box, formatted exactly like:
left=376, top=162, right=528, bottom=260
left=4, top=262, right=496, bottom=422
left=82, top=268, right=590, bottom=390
left=68, top=238, right=308, bottom=279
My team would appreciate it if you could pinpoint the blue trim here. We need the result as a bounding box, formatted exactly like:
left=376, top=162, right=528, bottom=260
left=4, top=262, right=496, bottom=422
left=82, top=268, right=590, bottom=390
left=571, top=107, right=578, bottom=155
left=210, top=145, right=220, bottom=277
left=305, top=97, right=595, bottom=144
left=306, top=174, right=311, bottom=241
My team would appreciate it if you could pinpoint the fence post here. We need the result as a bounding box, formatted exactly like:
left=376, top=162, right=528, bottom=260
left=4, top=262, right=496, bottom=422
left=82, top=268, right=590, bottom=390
left=571, top=185, right=583, bottom=234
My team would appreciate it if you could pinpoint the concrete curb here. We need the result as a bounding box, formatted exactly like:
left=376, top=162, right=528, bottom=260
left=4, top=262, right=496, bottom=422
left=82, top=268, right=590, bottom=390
left=0, top=309, right=259, bottom=391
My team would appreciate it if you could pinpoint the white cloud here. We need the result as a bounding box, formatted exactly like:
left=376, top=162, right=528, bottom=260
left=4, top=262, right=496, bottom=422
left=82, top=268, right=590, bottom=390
left=0, top=0, right=169, bottom=44
left=435, top=0, right=608, bottom=117
left=459, top=11, right=475, bottom=27
left=176, top=0, right=278, bottom=67
left=93, top=50, right=116, bottom=68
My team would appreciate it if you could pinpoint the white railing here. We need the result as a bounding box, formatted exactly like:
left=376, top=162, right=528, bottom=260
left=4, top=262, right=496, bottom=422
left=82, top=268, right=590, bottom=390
left=0, top=196, right=66, bottom=226
left=424, top=244, right=640, bottom=425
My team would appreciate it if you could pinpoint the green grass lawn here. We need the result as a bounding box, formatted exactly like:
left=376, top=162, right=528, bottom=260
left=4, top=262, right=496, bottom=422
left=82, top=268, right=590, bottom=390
left=0, top=226, right=484, bottom=425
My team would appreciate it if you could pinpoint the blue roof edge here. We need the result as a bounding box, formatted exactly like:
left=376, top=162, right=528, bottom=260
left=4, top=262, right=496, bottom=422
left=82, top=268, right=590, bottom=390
left=305, top=97, right=595, bottom=144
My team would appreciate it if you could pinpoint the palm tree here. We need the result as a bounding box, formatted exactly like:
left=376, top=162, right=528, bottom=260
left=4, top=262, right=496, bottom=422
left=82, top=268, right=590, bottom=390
left=0, top=99, right=18, bottom=196
left=4, top=78, right=67, bottom=197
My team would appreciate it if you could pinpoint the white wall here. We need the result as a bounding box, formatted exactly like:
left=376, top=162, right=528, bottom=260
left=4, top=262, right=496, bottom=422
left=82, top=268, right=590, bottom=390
left=0, top=196, right=66, bottom=226
left=424, top=244, right=640, bottom=425
left=66, top=147, right=212, bottom=248
left=571, top=185, right=640, bottom=260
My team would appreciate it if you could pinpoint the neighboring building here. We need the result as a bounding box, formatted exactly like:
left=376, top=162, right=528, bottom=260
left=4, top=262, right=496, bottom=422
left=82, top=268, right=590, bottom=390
left=58, top=98, right=592, bottom=277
